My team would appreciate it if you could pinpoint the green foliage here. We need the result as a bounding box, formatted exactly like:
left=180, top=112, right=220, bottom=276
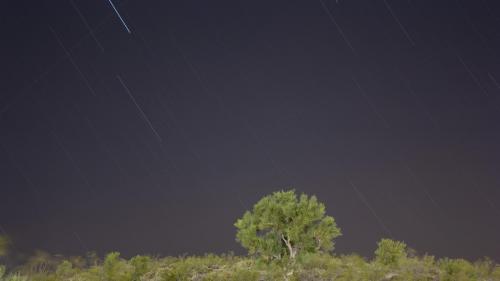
left=374, top=238, right=408, bottom=267
left=3, top=274, right=28, bottom=281
left=129, top=255, right=152, bottom=281
left=103, top=252, right=133, bottom=281
left=55, top=260, right=74, bottom=279
left=439, top=258, right=478, bottom=281
left=234, top=190, right=341, bottom=261
left=0, top=248, right=498, bottom=281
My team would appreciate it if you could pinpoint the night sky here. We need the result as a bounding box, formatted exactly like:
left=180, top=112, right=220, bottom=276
left=1, top=0, right=500, bottom=261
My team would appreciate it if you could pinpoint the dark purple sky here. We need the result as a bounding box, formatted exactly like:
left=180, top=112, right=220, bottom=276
left=1, top=0, right=500, bottom=261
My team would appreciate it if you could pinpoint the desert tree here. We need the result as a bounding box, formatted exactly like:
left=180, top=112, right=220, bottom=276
left=234, top=190, right=341, bottom=262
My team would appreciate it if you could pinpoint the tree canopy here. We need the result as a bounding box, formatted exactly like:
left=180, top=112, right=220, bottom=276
left=234, top=190, right=341, bottom=261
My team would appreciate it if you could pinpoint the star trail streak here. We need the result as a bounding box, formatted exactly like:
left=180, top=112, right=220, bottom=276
left=49, top=26, right=97, bottom=96
left=382, top=0, right=415, bottom=46
left=117, top=75, right=162, bottom=142
left=349, top=181, right=393, bottom=238
left=318, top=0, right=357, bottom=55
left=107, top=0, right=131, bottom=33
left=68, top=0, right=105, bottom=52
left=351, top=76, right=390, bottom=129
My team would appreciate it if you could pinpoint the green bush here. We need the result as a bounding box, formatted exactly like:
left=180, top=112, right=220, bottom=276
left=374, top=239, right=408, bottom=267
left=439, top=258, right=478, bottom=281
left=103, top=252, right=133, bottom=281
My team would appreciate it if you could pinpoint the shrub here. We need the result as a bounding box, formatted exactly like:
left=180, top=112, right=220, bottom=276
left=375, top=239, right=408, bottom=267
left=103, top=252, right=133, bottom=281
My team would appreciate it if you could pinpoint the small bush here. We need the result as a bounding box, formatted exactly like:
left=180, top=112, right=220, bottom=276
left=375, top=239, right=408, bottom=267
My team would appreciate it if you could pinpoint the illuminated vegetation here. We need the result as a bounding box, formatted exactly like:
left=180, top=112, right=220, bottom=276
left=1, top=190, right=498, bottom=281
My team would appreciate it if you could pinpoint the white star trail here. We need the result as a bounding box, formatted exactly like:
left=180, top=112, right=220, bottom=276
left=351, top=76, right=391, bottom=129
left=117, top=75, right=162, bottom=142
left=349, top=181, right=394, bottom=238
left=68, top=0, right=104, bottom=52
left=319, top=0, right=357, bottom=55
left=50, top=130, right=95, bottom=195
left=49, top=26, right=97, bottom=96
left=488, top=73, right=500, bottom=91
left=107, top=0, right=131, bottom=33
left=382, top=0, right=415, bottom=46
left=456, top=53, right=488, bottom=96
left=73, top=232, right=89, bottom=253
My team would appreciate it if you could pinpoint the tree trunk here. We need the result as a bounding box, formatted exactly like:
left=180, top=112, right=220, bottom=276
left=281, top=234, right=296, bottom=259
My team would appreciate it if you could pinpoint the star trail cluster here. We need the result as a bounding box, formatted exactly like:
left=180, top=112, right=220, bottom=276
left=1, top=0, right=500, bottom=260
